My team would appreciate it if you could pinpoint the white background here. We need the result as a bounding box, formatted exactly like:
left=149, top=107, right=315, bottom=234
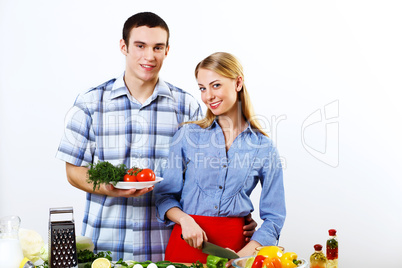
left=1, top=0, right=401, bottom=267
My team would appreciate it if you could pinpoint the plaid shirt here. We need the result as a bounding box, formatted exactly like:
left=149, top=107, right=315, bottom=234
left=56, top=73, right=203, bottom=261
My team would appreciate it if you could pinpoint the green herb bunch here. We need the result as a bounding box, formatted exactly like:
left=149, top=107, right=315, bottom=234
left=87, top=161, right=127, bottom=191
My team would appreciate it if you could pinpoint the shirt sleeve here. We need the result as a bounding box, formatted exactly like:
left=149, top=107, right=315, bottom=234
left=55, top=93, right=95, bottom=167
left=154, top=126, right=188, bottom=226
left=190, top=101, right=204, bottom=122
left=184, top=93, right=204, bottom=123
left=251, top=143, right=286, bottom=246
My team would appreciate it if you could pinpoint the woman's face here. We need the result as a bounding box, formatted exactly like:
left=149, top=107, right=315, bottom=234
left=197, top=68, right=243, bottom=118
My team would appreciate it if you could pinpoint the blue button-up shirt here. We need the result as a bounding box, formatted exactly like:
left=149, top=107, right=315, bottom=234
left=155, top=121, right=286, bottom=246
left=56, top=73, right=203, bottom=261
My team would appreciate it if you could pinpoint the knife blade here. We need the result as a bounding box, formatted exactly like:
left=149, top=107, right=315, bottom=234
left=202, top=241, right=239, bottom=259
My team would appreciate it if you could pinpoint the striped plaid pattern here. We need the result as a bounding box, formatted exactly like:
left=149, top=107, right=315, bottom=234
left=56, top=73, right=202, bottom=261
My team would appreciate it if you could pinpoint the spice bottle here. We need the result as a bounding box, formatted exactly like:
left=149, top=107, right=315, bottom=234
left=326, top=229, right=338, bottom=268
left=310, top=244, right=327, bottom=268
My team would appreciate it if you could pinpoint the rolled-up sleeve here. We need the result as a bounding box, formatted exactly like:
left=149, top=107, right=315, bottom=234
left=251, top=145, right=286, bottom=246
left=154, top=126, right=188, bottom=226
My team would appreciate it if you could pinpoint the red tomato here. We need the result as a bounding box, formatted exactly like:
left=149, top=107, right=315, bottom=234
left=136, top=168, right=155, bottom=182
left=123, top=174, right=137, bottom=182
left=123, top=168, right=140, bottom=182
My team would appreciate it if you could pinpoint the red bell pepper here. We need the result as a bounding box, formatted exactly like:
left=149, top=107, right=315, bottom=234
left=251, top=255, right=267, bottom=268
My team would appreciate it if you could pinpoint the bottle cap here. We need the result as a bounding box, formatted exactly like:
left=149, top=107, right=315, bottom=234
left=328, top=229, right=337, bottom=236
left=314, top=244, right=323, bottom=251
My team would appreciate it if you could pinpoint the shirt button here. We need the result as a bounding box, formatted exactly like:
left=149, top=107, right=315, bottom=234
left=219, top=186, right=223, bottom=189
left=214, top=206, right=218, bottom=209
left=222, top=165, right=227, bottom=168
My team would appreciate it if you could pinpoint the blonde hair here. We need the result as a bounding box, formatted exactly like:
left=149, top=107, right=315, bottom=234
left=189, top=52, right=268, bottom=137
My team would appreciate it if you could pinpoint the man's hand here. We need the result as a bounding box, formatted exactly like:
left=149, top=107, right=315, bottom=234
left=243, top=214, right=257, bottom=242
left=65, top=162, right=154, bottom=197
left=104, top=184, right=154, bottom=198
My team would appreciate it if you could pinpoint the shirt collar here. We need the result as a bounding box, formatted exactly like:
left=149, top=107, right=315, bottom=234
left=110, top=73, right=173, bottom=101
left=152, top=77, right=173, bottom=100
left=245, top=123, right=259, bottom=137
left=110, top=73, right=129, bottom=99
left=208, top=118, right=259, bottom=137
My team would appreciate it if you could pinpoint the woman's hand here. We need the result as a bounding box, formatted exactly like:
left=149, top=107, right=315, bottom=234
left=179, top=215, right=208, bottom=249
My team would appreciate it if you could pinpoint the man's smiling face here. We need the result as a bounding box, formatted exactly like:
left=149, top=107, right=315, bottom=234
left=121, top=26, right=169, bottom=85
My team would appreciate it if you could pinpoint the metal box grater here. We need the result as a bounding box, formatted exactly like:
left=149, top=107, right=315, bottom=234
left=48, top=207, right=78, bottom=268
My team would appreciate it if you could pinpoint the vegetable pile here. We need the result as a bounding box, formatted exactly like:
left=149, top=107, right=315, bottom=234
left=249, top=246, right=302, bottom=268
left=87, top=161, right=156, bottom=191
left=35, top=235, right=202, bottom=268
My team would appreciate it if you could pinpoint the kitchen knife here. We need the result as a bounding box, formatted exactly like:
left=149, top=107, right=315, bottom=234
left=202, top=241, right=240, bottom=259
left=180, top=235, right=239, bottom=259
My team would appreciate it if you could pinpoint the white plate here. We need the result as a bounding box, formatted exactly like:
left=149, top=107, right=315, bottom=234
left=111, top=177, right=163, bottom=189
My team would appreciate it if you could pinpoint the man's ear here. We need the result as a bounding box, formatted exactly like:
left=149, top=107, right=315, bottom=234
left=120, top=39, right=128, bottom=56
left=165, top=45, right=170, bottom=57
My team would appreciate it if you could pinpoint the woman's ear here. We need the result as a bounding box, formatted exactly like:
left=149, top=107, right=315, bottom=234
left=236, top=76, right=244, bottom=92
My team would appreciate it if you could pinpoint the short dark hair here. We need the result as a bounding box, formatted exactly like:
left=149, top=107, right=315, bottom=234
left=123, top=12, right=170, bottom=46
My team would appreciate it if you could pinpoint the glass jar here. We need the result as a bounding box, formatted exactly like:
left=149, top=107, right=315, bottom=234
left=310, top=244, right=327, bottom=268
left=0, top=215, right=24, bottom=267
left=326, top=229, right=338, bottom=268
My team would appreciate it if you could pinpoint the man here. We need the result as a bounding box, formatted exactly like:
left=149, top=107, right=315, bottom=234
left=56, top=12, right=256, bottom=261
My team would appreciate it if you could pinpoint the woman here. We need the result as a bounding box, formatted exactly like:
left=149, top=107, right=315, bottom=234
left=155, top=52, right=286, bottom=263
